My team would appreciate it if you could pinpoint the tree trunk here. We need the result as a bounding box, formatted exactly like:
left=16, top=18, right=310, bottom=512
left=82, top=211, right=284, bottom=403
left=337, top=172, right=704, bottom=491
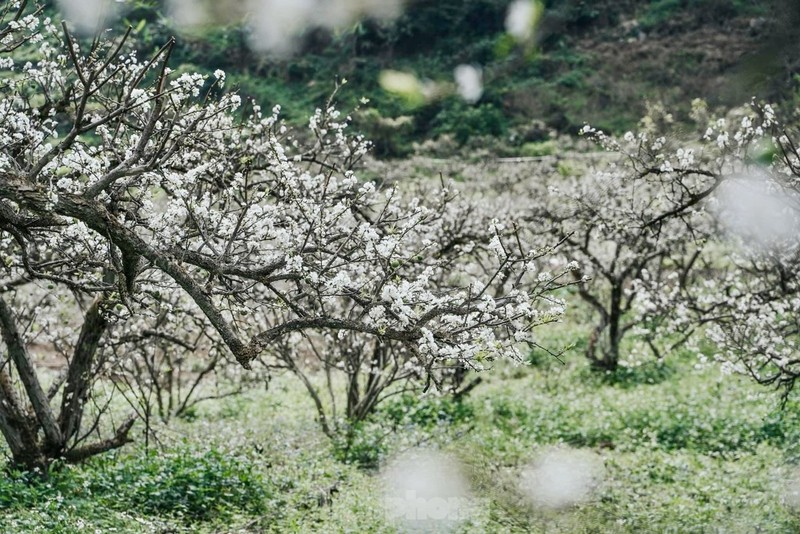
left=0, top=297, right=63, bottom=458
left=58, top=297, right=108, bottom=444
left=0, top=295, right=135, bottom=471
left=586, top=283, right=623, bottom=371
left=0, top=368, right=44, bottom=470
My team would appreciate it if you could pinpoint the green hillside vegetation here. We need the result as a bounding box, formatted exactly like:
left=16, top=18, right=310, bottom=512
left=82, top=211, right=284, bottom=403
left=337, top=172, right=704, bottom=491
left=99, top=0, right=798, bottom=156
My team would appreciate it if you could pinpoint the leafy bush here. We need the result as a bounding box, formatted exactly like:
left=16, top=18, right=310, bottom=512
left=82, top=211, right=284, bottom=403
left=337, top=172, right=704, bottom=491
left=87, top=449, right=268, bottom=520
left=639, top=0, right=684, bottom=29
left=354, top=108, right=415, bottom=157
left=331, top=420, right=388, bottom=469
left=0, top=448, right=268, bottom=524
left=362, top=0, right=508, bottom=57
left=520, top=139, right=558, bottom=157
left=432, top=100, right=508, bottom=144
left=332, top=394, right=475, bottom=468
left=588, top=360, right=677, bottom=388
left=0, top=470, right=60, bottom=509
left=379, top=393, right=475, bottom=428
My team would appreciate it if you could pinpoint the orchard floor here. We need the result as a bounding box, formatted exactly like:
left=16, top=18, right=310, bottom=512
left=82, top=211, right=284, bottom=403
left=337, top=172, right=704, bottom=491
left=1, top=332, right=799, bottom=532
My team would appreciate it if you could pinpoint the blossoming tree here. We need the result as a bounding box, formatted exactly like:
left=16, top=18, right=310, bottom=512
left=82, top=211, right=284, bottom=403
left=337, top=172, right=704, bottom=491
left=0, top=3, right=569, bottom=469
left=561, top=98, right=800, bottom=398
left=523, top=102, right=780, bottom=371
left=628, top=104, right=800, bottom=398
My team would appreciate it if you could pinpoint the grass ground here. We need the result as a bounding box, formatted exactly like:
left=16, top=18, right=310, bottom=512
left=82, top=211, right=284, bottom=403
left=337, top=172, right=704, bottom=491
left=1, top=311, right=799, bottom=533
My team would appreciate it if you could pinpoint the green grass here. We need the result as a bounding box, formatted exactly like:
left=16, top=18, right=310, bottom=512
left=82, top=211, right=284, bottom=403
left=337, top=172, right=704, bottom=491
left=450, top=353, right=800, bottom=532
left=2, top=338, right=799, bottom=532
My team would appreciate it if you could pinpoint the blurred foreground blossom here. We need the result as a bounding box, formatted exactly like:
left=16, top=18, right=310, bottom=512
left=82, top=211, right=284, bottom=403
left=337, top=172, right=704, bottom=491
left=454, top=64, right=483, bottom=104
left=712, top=172, right=800, bottom=252
left=166, top=0, right=224, bottom=28
left=382, top=449, right=474, bottom=532
left=56, top=0, right=120, bottom=34
left=166, top=0, right=404, bottom=54
left=505, top=0, right=543, bottom=42
left=784, top=468, right=800, bottom=509
left=246, top=0, right=317, bottom=55
left=519, top=447, right=605, bottom=509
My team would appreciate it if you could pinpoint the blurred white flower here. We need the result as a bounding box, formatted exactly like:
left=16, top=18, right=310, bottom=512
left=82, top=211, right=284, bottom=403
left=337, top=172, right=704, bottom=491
left=784, top=467, right=800, bottom=509
left=247, top=0, right=315, bottom=55
left=249, top=0, right=404, bottom=55
left=519, top=447, right=604, bottom=509
left=166, top=0, right=210, bottom=28
left=382, top=449, right=473, bottom=531
left=454, top=64, right=483, bottom=104
left=505, top=0, right=541, bottom=42
left=714, top=172, right=800, bottom=252
left=56, top=0, right=117, bottom=34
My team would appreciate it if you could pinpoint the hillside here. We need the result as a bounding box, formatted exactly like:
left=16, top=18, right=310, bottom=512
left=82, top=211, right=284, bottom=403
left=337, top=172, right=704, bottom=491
left=54, top=0, right=800, bottom=153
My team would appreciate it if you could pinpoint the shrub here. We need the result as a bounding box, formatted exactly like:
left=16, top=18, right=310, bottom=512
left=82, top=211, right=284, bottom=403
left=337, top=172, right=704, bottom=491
left=331, top=421, right=388, bottom=469
left=0, top=448, right=268, bottom=522
left=520, top=140, right=558, bottom=157
left=379, top=393, right=475, bottom=428
left=332, top=393, right=475, bottom=469
left=433, top=101, right=508, bottom=144
left=88, top=449, right=268, bottom=520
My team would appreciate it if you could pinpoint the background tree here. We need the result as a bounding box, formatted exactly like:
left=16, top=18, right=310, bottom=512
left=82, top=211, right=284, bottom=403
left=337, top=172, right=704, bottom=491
left=569, top=99, right=800, bottom=401
left=631, top=104, right=800, bottom=398
left=522, top=102, right=774, bottom=370
left=261, top=186, right=574, bottom=439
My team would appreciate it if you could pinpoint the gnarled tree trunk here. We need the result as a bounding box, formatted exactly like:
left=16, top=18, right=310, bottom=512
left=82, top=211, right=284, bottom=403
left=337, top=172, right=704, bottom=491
left=0, top=296, right=134, bottom=471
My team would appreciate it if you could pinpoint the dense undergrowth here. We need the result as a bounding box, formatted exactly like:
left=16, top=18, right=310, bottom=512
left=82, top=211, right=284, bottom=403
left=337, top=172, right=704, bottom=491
left=2, top=330, right=799, bottom=532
